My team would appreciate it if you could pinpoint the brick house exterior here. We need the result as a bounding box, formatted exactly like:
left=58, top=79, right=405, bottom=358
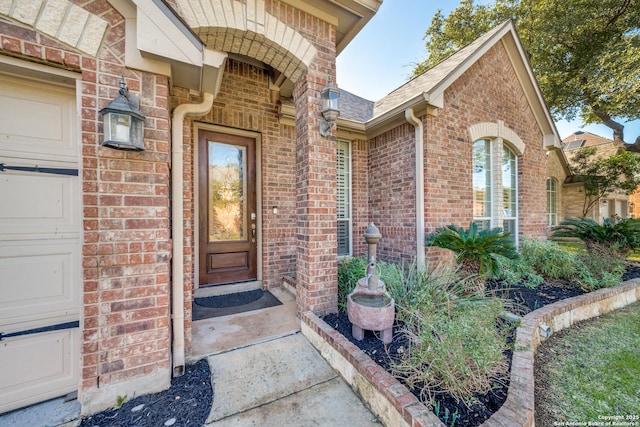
left=0, top=2, right=569, bottom=417
left=338, top=21, right=567, bottom=265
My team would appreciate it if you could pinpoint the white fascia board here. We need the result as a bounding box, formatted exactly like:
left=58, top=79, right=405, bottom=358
left=124, top=16, right=172, bottom=77
left=424, top=91, right=444, bottom=109
left=202, top=49, right=228, bottom=96
left=133, top=0, right=202, bottom=66
left=108, top=0, right=173, bottom=76
left=203, top=49, right=227, bottom=69
left=109, top=0, right=229, bottom=93
left=544, top=134, right=562, bottom=150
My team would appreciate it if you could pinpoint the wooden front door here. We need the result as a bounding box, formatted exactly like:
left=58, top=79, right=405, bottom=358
left=199, top=131, right=257, bottom=286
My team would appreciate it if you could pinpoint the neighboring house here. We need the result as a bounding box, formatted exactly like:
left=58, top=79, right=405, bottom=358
left=0, top=1, right=567, bottom=417
left=561, top=131, right=632, bottom=221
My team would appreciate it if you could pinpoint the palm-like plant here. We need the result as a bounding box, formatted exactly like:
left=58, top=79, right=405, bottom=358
left=424, top=223, right=520, bottom=278
left=550, top=217, right=640, bottom=256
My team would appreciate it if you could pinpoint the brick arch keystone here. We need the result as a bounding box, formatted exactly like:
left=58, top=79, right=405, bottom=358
left=0, top=0, right=108, bottom=57
left=175, top=0, right=316, bottom=83
left=468, top=121, right=526, bottom=155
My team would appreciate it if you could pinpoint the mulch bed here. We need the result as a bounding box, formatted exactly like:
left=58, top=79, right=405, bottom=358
left=323, top=263, right=640, bottom=427
left=79, top=359, right=212, bottom=427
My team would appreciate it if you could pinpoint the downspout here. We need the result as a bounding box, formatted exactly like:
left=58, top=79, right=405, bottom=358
left=171, top=92, right=214, bottom=376
left=405, top=108, right=425, bottom=268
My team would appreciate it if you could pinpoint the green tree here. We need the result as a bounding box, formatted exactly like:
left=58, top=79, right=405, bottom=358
left=413, top=0, right=640, bottom=142
left=570, top=147, right=640, bottom=216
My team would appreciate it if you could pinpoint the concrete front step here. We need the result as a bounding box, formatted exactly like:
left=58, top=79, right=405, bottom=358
left=204, top=333, right=380, bottom=426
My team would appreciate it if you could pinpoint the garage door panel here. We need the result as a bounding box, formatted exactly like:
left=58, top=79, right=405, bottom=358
left=0, top=329, right=79, bottom=414
left=0, top=169, right=79, bottom=235
left=0, top=68, right=80, bottom=413
left=0, top=241, right=80, bottom=327
left=0, top=75, right=77, bottom=163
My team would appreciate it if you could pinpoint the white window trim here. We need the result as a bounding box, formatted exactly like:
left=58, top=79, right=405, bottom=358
left=473, top=139, right=493, bottom=229
left=547, top=177, right=558, bottom=226
left=501, top=145, right=518, bottom=245
left=472, top=135, right=520, bottom=245
left=337, top=139, right=353, bottom=257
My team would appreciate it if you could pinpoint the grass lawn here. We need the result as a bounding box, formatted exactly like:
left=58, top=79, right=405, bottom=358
left=535, top=301, right=640, bottom=425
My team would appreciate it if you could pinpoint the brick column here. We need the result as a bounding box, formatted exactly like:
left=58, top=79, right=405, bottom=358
left=294, top=67, right=338, bottom=316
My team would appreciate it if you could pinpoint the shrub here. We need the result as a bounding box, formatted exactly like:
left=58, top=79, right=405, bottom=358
left=393, top=294, right=509, bottom=403
left=575, top=246, right=625, bottom=291
left=551, top=217, right=640, bottom=258
left=425, top=223, right=519, bottom=278
left=389, top=263, right=511, bottom=404
left=492, top=254, right=544, bottom=288
left=491, top=238, right=624, bottom=292
left=385, top=263, right=488, bottom=317
left=337, top=257, right=366, bottom=310
left=520, top=238, right=578, bottom=280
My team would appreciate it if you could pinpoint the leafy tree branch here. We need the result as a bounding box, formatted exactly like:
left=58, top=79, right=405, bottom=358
left=413, top=0, right=640, bottom=141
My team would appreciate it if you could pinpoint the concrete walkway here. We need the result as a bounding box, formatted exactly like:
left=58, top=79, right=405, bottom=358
left=0, top=288, right=380, bottom=426
left=204, top=333, right=380, bottom=426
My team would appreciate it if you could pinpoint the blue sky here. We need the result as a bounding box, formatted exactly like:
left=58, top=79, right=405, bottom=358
left=336, top=1, right=640, bottom=143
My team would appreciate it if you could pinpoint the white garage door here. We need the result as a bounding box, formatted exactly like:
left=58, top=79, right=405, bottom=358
left=0, top=73, right=81, bottom=414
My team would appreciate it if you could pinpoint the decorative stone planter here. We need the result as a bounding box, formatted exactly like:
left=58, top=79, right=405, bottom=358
left=346, top=223, right=395, bottom=344
left=347, top=278, right=395, bottom=343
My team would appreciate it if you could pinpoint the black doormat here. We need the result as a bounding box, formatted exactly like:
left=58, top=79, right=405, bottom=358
left=193, top=289, right=282, bottom=320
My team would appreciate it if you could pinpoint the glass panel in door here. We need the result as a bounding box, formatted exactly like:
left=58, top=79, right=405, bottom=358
left=208, top=142, right=247, bottom=242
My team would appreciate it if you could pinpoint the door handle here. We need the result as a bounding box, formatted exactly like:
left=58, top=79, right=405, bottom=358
left=251, top=223, right=256, bottom=242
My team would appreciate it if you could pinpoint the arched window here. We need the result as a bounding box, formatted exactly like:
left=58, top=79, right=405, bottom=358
left=547, top=178, right=558, bottom=226
left=473, top=139, right=492, bottom=230
left=472, top=139, right=519, bottom=243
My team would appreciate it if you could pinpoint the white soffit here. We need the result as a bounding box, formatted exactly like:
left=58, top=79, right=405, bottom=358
left=108, top=0, right=227, bottom=93
left=134, top=0, right=201, bottom=66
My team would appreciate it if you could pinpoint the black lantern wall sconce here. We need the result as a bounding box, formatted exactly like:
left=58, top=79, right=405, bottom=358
left=100, top=75, right=146, bottom=151
left=319, top=78, right=340, bottom=137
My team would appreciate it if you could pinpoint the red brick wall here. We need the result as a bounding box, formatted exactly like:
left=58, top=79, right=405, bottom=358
left=351, top=138, right=370, bottom=257
left=362, top=43, right=548, bottom=268
left=85, top=16, right=172, bottom=393
left=367, top=124, right=417, bottom=264
left=1, top=0, right=172, bottom=401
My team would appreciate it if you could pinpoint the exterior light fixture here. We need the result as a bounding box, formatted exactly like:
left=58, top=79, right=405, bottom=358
left=100, top=75, right=146, bottom=151
left=319, top=78, right=340, bottom=137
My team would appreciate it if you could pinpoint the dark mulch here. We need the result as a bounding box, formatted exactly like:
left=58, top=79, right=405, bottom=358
left=486, top=280, right=586, bottom=314
left=324, top=263, right=640, bottom=427
left=322, top=312, right=512, bottom=426
left=79, top=359, right=212, bottom=427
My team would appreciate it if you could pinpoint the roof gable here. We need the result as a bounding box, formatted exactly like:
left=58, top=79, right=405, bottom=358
left=372, top=21, right=508, bottom=119
left=339, top=20, right=561, bottom=148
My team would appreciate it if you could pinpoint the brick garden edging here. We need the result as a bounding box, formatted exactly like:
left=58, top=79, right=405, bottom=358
left=301, top=279, right=640, bottom=427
